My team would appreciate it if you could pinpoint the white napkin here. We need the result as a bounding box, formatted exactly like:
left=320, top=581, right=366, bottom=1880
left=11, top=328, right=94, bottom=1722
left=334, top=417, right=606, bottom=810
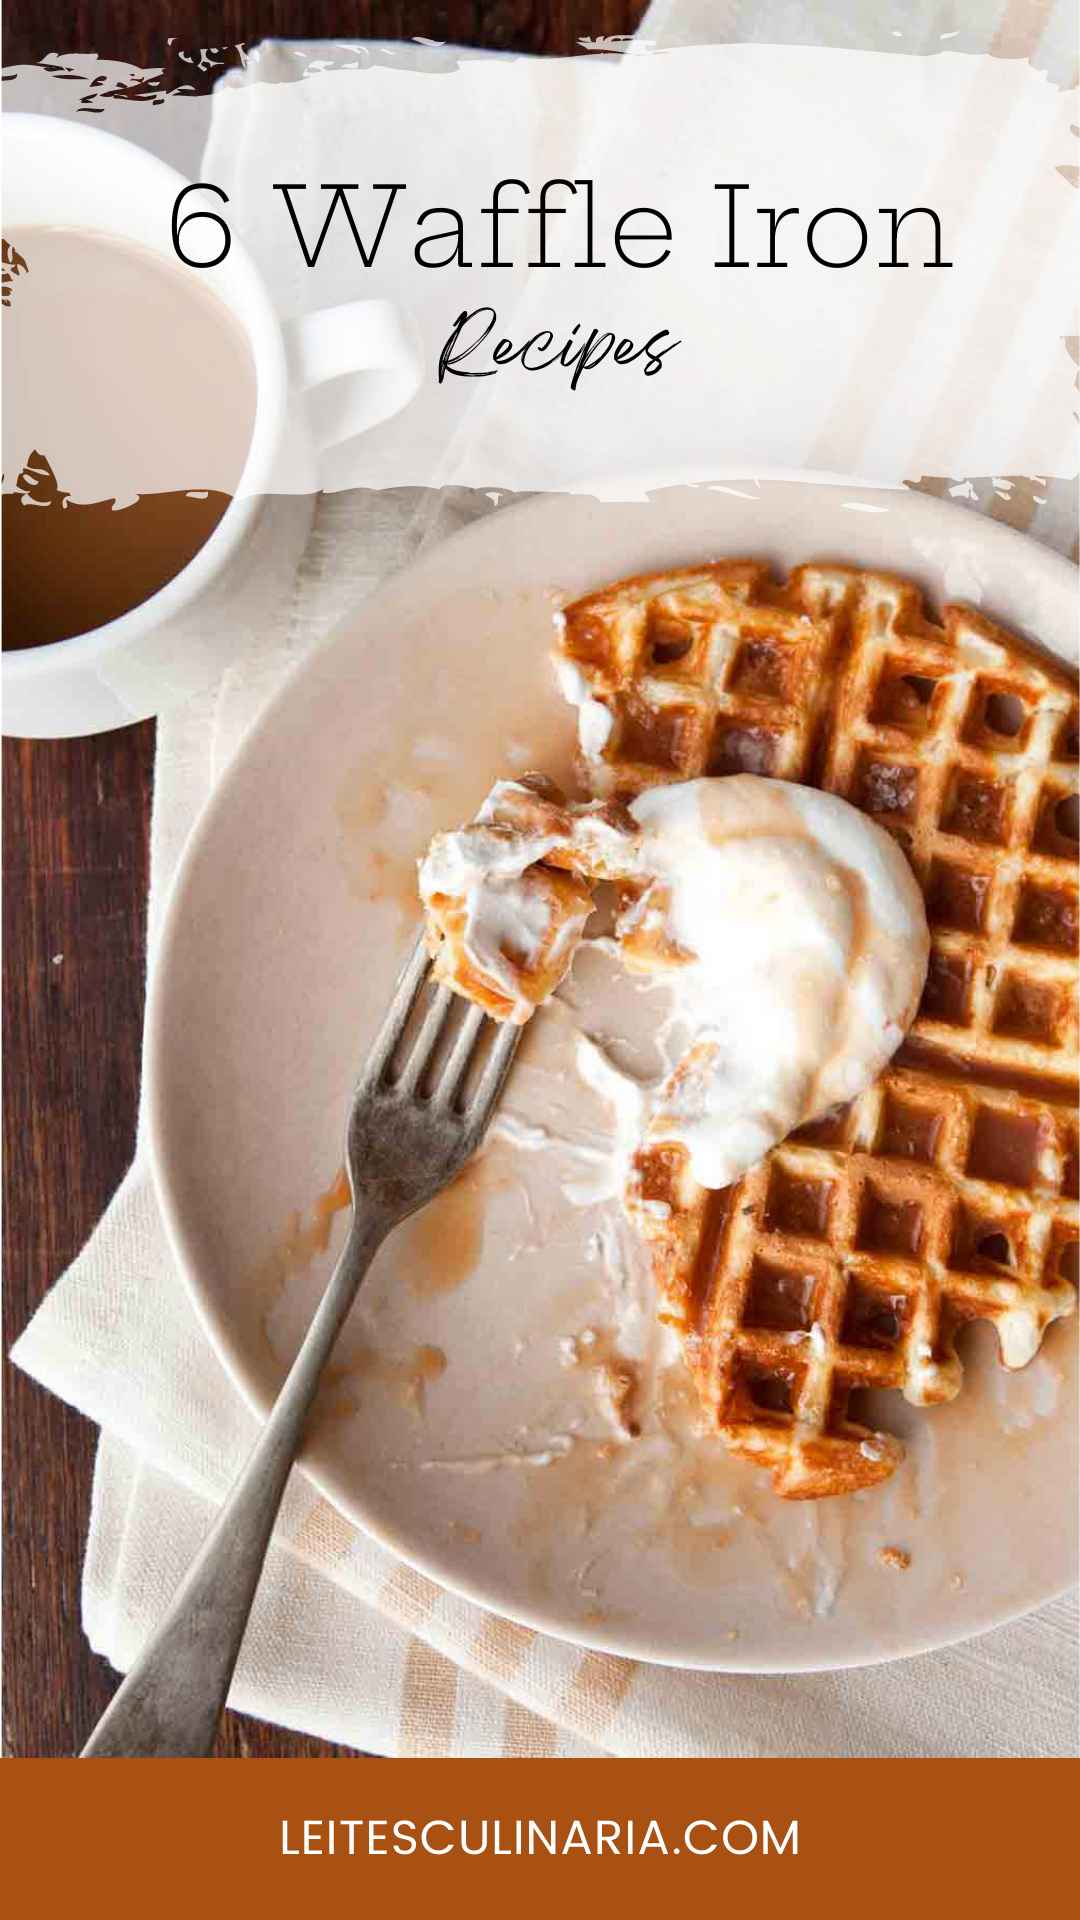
left=12, top=2, right=1079, bottom=1756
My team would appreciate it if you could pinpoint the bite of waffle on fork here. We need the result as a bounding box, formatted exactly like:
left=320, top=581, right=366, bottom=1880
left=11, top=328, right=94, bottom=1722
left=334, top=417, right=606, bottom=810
left=420, top=773, right=641, bottom=1022
left=558, top=559, right=1078, bottom=1496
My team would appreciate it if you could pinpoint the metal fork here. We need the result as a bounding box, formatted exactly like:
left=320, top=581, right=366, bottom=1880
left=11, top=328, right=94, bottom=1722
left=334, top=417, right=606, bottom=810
left=80, top=938, right=519, bottom=1758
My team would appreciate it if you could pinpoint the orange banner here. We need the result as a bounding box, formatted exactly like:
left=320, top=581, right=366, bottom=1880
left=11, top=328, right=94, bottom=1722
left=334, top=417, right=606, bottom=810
left=3, top=1758, right=1076, bottom=1913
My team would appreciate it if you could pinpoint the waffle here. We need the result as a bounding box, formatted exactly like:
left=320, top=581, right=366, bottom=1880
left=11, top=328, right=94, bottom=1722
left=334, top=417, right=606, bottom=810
left=559, top=561, right=1079, bottom=1090
left=560, top=561, right=1079, bottom=1496
left=631, top=1065, right=1078, bottom=1497
left=558, top=560, right=849, bottom=793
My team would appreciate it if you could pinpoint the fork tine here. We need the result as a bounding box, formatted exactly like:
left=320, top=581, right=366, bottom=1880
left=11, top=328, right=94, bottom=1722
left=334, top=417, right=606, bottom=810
left=433, top=999, right=487, bottom=1106
left=467, top=1017, right=522, bottom=1121
left=361, top=935, right=432, bottom=1084
left=396, top=980, right=456, bottom=1094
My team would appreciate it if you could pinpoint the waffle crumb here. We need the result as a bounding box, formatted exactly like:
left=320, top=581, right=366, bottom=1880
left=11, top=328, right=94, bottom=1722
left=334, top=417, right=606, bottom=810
left=879, top=1545, right=912, bottom=1571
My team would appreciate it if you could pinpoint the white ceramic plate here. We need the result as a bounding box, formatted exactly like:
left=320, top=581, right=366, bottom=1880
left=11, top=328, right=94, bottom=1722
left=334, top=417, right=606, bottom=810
left=147, top=481, right=1078, bottom=1671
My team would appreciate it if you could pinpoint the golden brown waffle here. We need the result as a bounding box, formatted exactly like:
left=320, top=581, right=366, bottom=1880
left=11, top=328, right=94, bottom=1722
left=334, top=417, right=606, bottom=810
left=560, top=561, right=1079, bottom=1497
left=630, top=1065, right=1078, bottom=1498
left=559, top=562, right=1080, bottom=1090
left=558, top=560, right=855, bottom=793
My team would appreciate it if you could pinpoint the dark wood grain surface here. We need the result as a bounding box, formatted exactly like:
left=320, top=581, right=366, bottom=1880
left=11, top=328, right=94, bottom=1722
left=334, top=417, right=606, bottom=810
left=2, top=0, right=648, bottom=1760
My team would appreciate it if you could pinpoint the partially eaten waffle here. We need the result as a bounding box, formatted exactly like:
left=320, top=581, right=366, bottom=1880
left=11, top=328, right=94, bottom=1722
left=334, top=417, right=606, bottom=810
left=560, top=561, right=1078, bottom=1495
left=419, top=560, right=1078, bottom=1499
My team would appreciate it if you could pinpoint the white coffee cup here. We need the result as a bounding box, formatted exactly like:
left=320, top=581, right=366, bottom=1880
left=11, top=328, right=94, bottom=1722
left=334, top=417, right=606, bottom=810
left=2, top=113, right=422, bottom=738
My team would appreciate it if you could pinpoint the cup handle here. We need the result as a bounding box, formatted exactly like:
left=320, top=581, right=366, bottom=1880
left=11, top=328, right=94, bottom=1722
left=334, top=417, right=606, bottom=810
left=282, top=299, right=422, bottom=459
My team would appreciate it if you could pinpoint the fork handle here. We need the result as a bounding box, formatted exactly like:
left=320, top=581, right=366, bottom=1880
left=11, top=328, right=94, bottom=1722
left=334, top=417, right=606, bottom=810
left=80, top=1206, right=388, bottom=1757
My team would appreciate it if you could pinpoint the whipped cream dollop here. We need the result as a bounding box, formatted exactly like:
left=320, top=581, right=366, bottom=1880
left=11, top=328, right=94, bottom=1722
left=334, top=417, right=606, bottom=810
left=419, top=771, right=929, bottom=1186
left=622, top=777, right=929, bottom=1187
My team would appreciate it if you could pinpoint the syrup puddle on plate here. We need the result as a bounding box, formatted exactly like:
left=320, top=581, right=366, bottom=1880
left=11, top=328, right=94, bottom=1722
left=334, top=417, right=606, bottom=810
left=309, top=1343, right=448, bottom=1441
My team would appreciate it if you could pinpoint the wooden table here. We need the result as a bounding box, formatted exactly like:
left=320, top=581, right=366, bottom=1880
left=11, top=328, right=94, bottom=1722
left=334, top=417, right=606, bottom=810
left=2, top=0, right=648, bottom=1759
